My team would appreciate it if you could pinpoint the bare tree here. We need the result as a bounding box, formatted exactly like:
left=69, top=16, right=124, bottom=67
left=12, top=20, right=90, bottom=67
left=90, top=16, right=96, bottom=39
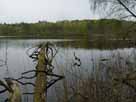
left=89, top=0, right=136, bottom=20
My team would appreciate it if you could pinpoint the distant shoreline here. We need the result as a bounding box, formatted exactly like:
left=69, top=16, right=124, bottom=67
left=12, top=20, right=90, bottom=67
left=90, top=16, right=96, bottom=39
left=0, top=19, right=135, bottom=40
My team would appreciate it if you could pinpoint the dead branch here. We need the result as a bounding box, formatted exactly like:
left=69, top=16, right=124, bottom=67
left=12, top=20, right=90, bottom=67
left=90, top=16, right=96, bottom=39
left=117, top=0, right=136, bottom=18
left=0, top=42, right=64, bottom=102
left=0, top=78, right=22, bottom=102
left=9, top=42, right=64, bottom=101
left=22, top=69, right=64, bottom=89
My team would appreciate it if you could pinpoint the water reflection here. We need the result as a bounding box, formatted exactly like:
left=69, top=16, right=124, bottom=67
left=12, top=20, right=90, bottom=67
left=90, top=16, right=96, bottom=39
left=0, top=39, right=135, bottom=102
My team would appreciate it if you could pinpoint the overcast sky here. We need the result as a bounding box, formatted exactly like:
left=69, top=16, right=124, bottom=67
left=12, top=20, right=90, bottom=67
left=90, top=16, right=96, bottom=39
left=0, top=0, right=98, bottom=23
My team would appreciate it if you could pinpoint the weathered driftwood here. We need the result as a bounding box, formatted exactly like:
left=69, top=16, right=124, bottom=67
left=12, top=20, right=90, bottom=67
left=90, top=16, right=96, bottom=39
left=34, top=45, right=47, bottom=102
left=0, top=78, right=22, bottom=102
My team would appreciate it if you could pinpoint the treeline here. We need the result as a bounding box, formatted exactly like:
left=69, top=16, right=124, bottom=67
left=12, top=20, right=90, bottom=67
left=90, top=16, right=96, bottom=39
left=0, top=19, right=135, bottom=39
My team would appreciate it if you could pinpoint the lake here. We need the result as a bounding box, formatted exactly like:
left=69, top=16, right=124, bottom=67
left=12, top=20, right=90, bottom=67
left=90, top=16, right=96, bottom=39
left=0, top=39, right=136, bottom=102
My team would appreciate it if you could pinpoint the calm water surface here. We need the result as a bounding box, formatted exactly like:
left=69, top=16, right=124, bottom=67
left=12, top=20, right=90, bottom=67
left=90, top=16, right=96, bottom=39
left=0, top=39, right=135, bottom=101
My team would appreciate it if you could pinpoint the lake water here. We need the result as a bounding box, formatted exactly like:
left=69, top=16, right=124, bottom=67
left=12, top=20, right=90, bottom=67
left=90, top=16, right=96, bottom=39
left=0, top=39, right=136, bottom=102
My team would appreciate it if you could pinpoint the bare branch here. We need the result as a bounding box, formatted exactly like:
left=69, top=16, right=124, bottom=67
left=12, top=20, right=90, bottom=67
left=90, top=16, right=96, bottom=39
left=117, top=0, right=136, bottom=18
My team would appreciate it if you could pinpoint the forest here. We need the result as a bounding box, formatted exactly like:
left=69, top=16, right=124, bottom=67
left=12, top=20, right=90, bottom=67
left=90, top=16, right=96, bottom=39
left=0, top=19, right=135, bottom=39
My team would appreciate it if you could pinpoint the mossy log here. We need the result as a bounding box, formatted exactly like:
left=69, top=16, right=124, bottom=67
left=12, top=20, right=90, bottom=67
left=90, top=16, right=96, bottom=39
left=34, top=46, right=47, bottom=102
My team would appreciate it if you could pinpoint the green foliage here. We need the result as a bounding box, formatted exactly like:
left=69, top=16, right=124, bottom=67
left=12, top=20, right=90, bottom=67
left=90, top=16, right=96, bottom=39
left=0, top=19, right=135, bottom=39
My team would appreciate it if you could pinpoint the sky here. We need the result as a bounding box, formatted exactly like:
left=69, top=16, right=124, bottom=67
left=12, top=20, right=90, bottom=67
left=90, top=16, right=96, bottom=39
left=0, top=0, right=98, bottom=23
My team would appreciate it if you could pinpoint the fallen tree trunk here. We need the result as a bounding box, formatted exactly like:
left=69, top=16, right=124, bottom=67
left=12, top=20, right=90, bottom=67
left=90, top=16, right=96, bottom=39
left=34, top=45, right=47, bottom=102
